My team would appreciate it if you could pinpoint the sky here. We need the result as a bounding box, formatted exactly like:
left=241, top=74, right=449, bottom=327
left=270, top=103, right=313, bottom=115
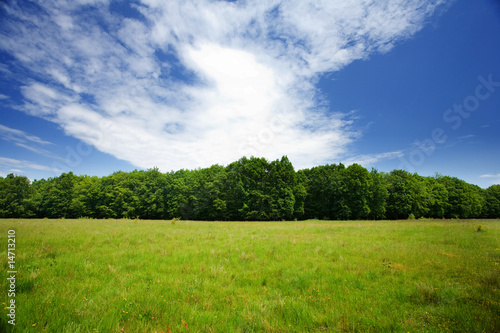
left=0, top=0, right=499, bottom=188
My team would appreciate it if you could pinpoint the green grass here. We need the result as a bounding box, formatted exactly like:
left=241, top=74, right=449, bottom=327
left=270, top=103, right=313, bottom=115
left=0, top=219, right=499, bottom=332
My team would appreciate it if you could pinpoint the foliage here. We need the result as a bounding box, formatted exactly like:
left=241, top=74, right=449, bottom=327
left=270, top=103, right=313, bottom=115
left=0, top=156, right=498, bottom=220
left=0, top=173, right=33, bottom=217
left=485, top=185, right=500, bottom=218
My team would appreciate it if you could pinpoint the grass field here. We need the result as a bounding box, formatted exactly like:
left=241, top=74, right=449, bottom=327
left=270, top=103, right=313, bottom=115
left=0, top=219, right=499, bottom=332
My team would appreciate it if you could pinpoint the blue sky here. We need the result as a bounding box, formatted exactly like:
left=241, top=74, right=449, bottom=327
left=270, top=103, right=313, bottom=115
left=0, top=0, right=499, bottom=188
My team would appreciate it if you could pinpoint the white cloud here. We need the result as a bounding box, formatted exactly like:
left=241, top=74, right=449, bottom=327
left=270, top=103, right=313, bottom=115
left=14, top=143, right=61, bottom=160
left=480, top=174, right=500, bottom=178
left=480, top=173, right=500, bottom=187
left=0, top=124, right=52, bottom=145
left=0, top=157, right=61, bottom=173
left=342, top=150, right=405, bottom=167
left=0, top=124, right=63, bottom=162
left=0, top=0, right=448, bottom=171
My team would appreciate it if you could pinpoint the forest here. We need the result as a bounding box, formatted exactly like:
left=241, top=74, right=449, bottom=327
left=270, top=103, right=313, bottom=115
left=1, top=156, right=499, bottom=220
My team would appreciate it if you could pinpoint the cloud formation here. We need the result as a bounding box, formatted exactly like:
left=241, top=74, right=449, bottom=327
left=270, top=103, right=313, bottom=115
left=0, top=124, right=52, bottom=146
left=481, top=174, right=500, bottom=178
left=342, top=150, right=405, bottom=168
left=0, top=0, right=447, bottom=171
left=480, top=173, right=500, bottom=187
left=0, top=124, right=64, bottom=175
left=0, top=157, right=61, bottom=174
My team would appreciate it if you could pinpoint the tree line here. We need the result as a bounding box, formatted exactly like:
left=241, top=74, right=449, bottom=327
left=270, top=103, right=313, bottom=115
left=1, top=156, right=499, bottom=220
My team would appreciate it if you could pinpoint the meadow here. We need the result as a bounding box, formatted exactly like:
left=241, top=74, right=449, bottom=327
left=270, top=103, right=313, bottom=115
left=0, top=219, right=498, bottom=332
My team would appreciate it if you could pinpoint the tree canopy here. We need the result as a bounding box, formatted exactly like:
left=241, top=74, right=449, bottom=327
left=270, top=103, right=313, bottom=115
left=1, top=156, right=498, bottom=220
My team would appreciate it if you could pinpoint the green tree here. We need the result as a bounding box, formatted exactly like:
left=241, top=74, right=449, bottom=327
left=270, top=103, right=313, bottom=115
left=267, top=156, right=296, bottom=220
left=302, top=165, right=331, bottom=220
left=35, top=172, right=78, bottom=218
left=409, top=174, right=432, bottom=218
left=426, top=176, right=449, bottom=218
left=293, top=170, right=308, bottom=219
left=224, top=160, right=249, bottom=220
left=70, top=175, right=101, bottom=218
left=368, top=169, right=388, bottom=219
left=1, top=155, right=492, bottom=221
left=485, top=185, right=500, bottom=218
left=241, top=157, right=272, bottom=220
left=0, top=174, right=33, bottom=217
left=191, top=165, right=227, bottom=220
left=96, top=171, right=138, bottom=218
left=134, top=168, right=167, bottom=219
left=438, top=176, right=484, bottom=218
left=163, top=169, right=199, bottom=220
left=385, top=170, right=413, bottom=219
left=302, top=163, right=346, bottom=220
left=343, top=164, right=372, bottom=220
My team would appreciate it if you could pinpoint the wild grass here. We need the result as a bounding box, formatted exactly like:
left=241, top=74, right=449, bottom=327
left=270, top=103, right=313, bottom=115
left=0, top=219, right=499, bottom=332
